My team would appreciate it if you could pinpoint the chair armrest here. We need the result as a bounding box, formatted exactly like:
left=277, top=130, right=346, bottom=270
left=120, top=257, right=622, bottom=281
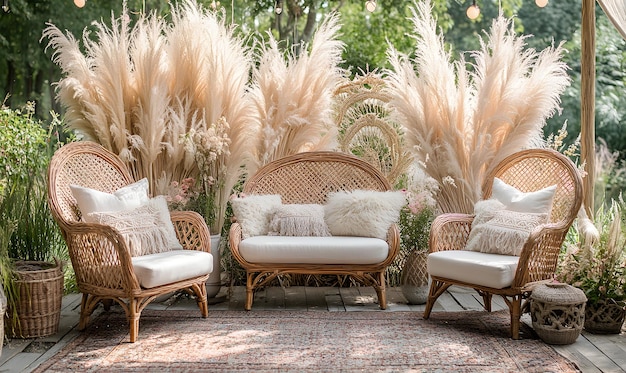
left=170, top=211, right=212, bottom=253
left=63, top=222, right=139, bottom=290
left=228, top=222, right=248, bottom=266
left=514, top=223, right=568, bottom=288
left=428, top=213, right=474, bottom=253
left=382, top=223, right=401, bottom=266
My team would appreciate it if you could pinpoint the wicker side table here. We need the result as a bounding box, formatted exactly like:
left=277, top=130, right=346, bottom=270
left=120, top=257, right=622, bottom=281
left=530, top=283, right=587, bottom=345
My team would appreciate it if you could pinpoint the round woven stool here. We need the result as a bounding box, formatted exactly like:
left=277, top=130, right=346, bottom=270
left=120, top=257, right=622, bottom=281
left=530, top=283, right=587, bottom=345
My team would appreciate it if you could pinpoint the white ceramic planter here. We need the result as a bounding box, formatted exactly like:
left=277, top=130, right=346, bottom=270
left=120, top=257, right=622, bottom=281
left=206, top=234, right=221, bottom=298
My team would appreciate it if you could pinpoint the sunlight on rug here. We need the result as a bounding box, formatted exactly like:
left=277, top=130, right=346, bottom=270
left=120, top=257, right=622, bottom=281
left=34, top=310, right=579, bottom=372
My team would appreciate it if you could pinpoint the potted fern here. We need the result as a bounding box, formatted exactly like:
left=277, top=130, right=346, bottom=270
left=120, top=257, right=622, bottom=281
left=1, top=104, right=66, bottom=338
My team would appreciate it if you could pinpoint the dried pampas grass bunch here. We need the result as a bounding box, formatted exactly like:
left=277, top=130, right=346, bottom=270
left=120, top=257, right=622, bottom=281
left=385, top=0, right=569, bottom=214
left=248, top=13, right=345, bottom=170
left=43, top=0, right=255, bottom=233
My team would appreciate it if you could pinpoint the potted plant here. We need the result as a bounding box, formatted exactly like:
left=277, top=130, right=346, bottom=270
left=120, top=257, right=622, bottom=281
left=397, top=171, right=437, bottom=305
left=1, top=103, right=66, bottom=338
left=558, top=198, right=626, bottom=334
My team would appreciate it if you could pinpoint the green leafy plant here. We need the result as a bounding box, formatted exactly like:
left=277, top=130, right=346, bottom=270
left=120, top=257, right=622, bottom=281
left=558, top=198, right=626, bottom=305
left=0, top=103, right=68, bottom=333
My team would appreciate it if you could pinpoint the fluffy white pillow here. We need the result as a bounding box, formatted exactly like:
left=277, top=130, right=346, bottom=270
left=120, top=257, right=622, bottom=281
left=268, top=204, right=331, bottom=237
left=324, top=190, right=405, bottom=240
left=465, top=199, right=548, bottom=256
left=87, top=195, right=183, bottom=256
left=231, top=194, right=282, bottom=239
left=491, top=177, right=556, bottom=214
left=70, top=178, right=150, bottom=217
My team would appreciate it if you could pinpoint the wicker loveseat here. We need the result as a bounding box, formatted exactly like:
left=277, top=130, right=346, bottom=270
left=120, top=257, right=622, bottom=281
left=228, top=151, right=401, bottom=311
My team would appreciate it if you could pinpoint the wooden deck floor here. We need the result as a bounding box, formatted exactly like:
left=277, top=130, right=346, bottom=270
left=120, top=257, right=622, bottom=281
left=1, top=286, right=624, bottom=372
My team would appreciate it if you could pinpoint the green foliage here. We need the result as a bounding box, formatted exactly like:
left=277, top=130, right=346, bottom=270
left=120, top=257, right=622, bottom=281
left=558, top=199, right=626, bottom=305
left=1, top=103, right=70, bottom=312
left=545, top=10, right=626, bottom=162
left=0, top=103, right=47, bottom=186
left=398, top=201, right=434, bottom=254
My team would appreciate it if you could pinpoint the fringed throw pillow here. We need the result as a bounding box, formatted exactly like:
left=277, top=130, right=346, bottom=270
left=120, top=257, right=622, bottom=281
left=268, top=204, right=331, bottom=237
left=87, top=195, right=183, bottom=256
left=465, top=199, right=548, bottom=256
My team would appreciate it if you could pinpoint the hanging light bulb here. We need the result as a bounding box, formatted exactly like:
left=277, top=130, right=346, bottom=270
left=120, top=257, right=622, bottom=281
left=466, top=1, right=480, bottom=20
left=74, top=0, right=86, bottom=8
left=535, top=0, right=548, bottom=7
left=365, top=0, right=377, bottom=13
left=274, top=0, right=282, bottom=15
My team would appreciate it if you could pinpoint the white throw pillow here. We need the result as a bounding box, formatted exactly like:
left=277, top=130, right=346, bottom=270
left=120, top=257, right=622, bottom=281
left=465, top=199, right=548, bottom=256
left=70, top=178, right=150, bottom=217
left=231, top=194, right=282, bottom=239
left=491, top=177, right=556, bottom=214
left=268, top=204, right=331, bottom=237
left=324, top=190, right=405, bottom=240
left=87, top=195, right=183, bottom=256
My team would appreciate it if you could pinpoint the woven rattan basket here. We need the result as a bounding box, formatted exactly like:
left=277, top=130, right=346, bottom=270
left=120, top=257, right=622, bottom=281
left=5, top=260, right=64, bottom=338
left=530, top=283, right=587, bottom=345
left=584, top=298, right=626, bottom=334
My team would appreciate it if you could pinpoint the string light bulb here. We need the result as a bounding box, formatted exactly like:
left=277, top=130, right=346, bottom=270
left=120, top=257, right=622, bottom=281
left=365, top=0, right=377, bottom=12
left=74, top=0, right=86, bottom=8
left=274, top=0, right=282, bottom=14
left=466, top=1, right=480, bottom=20
left=535, top=0, right=548, bottom=7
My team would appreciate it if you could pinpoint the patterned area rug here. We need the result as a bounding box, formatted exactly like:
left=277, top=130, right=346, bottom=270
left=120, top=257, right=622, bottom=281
left=35, top=309, right=579, bottom=372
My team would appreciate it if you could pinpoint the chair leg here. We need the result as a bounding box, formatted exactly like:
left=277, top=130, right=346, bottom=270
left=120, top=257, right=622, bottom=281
left=245, top=272, right=255, bottom=311
left=78, top=293, right=91, bottom=331
left=193, top=283, right=208, bottom=317
left=423, top=279, right=452, bottom=319
left=376, top=271, right=387, bottom=310
left=478, top=290, right=492, bottom=312
left=510, top=294, right=522, bottom=340
left=78, top=293, right=101, bottom=331
left=129, top=298, right=140, bottom=343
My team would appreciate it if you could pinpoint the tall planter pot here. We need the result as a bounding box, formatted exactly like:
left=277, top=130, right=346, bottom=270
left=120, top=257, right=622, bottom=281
left=206, top=234, right=222, bottom=299
left=400, top=251, right=430, bottom=305
left=4, top=260, right=64, bottom=338
left=584, top=298, right=626, bottom=334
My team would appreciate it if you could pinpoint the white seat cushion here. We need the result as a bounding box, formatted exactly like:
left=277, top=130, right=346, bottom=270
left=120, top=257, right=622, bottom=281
left=239, top=236, right=389, bottom=265
left=132, top=250, right=213, bottom=288
left=427, top=250, right=519, bottom=289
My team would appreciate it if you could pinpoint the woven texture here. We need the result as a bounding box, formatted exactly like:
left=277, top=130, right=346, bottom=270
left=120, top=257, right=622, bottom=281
left=33, top=309, right=580, bottom=373
left=530, top=284, right=587, bottom=345
left=584, top=299, right=626, bottom=334
left=425, top=149, right=584, bottom=340
left=229, top=151, right=400, bottom=311
left=401, top=251, right=429, bottom=287
left=4, top=261, right=63, bottom=338
left=47, top=141, right=212, bottom=342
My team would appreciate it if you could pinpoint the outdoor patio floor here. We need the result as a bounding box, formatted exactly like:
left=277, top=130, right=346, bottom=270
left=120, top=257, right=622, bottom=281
left=1, top=285, right=624, bottom=372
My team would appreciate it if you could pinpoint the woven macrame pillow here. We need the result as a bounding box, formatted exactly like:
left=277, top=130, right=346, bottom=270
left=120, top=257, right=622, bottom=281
left=268, top=204, right=331, bottom=237
left=465, top=199, right=548, bottom=256
left=86, top=195, right=183, bottom=257
left=231, top=194, right=282, bottom=239
left=324, top=190, right=405, bottom=240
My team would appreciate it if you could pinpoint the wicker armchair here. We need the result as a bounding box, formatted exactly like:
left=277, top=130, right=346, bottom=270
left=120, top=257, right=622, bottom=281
left=229, top=151, right=401, bottom=311
left=423, top=149, right=583, bottom=339
left=47, top=141, right=212, bottom=342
